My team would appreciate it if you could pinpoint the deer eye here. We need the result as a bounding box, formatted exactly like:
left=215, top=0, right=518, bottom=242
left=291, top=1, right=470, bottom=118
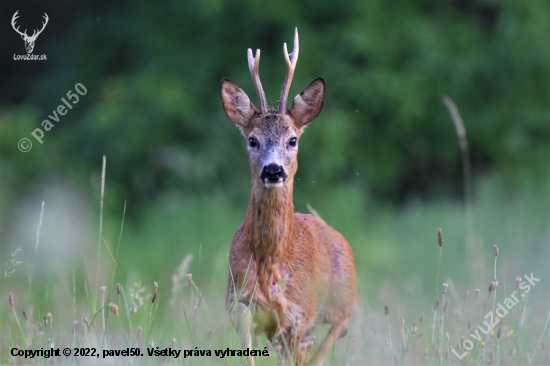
left=289, top=137, right=297, bottom=147
left=248, top=137, right=258, bottom=148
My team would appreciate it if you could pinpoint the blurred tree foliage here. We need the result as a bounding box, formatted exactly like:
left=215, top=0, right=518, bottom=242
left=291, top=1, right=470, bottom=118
left=1, top=0, right=548, bottom=213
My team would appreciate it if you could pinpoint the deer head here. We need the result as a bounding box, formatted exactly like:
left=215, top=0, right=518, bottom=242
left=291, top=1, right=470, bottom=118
left=221, top=28, right=325, bottom=189
left=12, top=11, right=49, bottom=54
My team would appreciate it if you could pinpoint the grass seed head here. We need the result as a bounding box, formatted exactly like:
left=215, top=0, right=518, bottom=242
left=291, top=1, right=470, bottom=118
left=100, top=286, right=107, bottom=304
left=47, top=312, right=53, bottom=323
left=23, top=310, right=28, bottom=320
left=493, top=245, right=499, bottom=257
left=187, top=273, right=194, bottom=287
left=401, top=317, right=405, bottom=328
left=8, top=293, right=14, bottom=307
left=434, top=299, right=440, bottom=310
left=516, top=277, right=521, bottom=288
left=109, top=303, right=119, bottom=316
left=437, top=228, right=444, bottom=247
left=475, top=289, right=480, bottom=299
left=442, top=283, right=448, bottom=294
left=130, top=303, right=137, bottom=313
left=116, top=283, right=121, bottom=295
left=489, top=280, right=498, bottom=292
left=152, top=282, right=158, bottom=303
left=411, top=323, right=417, bottom=334
left=385, top=305, right=389, bottom=316
left=497, top=326, right=502, bottom=338
left=463, top=291, right=469, bottom=301
left=444, top=299, right=449, bottom=313
left=420, top=314, right=425, bottom=323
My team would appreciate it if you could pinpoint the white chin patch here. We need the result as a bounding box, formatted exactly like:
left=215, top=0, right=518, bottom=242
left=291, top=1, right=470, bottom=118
left=264, top=181, right=283, bottom=188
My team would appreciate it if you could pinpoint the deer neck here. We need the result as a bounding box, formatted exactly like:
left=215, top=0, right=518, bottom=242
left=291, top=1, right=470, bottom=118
left=245, top=179, right=295, bottom=264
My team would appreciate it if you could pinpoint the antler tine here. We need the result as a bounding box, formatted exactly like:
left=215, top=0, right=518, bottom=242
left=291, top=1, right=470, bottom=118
left=11, top=11, right=28, bottom=37
left=278, top=27, right=299, bottom=114
left=34, top=13, right=49, bottom=37
left=247, top=48, right=268, bottom=114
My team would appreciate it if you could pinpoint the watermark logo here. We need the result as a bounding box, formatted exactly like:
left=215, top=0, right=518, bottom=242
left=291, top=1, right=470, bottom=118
left=12, top=10, right=48, bottom=60
left=19, top=83, right=87, bottom=152
left=452, top=272, right=540, bottom=360
left=18, top=138, right=32, bottom=152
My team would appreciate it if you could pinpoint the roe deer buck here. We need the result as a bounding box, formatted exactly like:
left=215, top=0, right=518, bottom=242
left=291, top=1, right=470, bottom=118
left=221, top=28, right=357, bottom=365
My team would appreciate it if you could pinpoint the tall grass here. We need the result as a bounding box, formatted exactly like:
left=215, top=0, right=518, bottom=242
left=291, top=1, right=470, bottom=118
left=1, top=156, right=548, bottom=365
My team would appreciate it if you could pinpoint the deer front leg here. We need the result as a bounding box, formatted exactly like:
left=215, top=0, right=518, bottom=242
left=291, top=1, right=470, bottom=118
left=312, top=316, right=350, bottom=366
left=229, top=302, right=255, bottom=366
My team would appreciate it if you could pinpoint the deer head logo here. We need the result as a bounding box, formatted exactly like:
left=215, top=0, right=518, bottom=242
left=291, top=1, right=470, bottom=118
left=11, top=11, right=49, bottom=54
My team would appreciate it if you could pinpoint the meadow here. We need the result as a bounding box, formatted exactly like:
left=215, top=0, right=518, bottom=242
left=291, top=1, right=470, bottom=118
left=1, top=163, right=548, bottom=365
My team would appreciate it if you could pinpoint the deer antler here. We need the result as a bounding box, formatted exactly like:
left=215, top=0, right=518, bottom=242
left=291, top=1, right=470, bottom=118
left=248, top=48, right=268, bottom=115
left=31, top=13, right=49, bottom=39
left=278, top=28, right=299, bottom=114
left=11, top=11, right=28, bottom=38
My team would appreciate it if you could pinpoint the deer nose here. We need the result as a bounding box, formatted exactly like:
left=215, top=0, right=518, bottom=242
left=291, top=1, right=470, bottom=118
left=261, top=164, right=287, bottom=183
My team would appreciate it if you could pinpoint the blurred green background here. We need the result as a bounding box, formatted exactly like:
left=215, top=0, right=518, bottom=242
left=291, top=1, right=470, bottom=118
left=0, top=0, right=548, bottom=316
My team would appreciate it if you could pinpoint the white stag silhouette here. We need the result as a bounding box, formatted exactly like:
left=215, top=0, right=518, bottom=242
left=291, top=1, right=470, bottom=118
left=11, top=11, right=49, bottom=54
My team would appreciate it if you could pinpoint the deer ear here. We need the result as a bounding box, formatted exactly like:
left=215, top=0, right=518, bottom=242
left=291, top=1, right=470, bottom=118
left=288, top=78, right=325, bottom=127
left=221, top=78, right=257, bottom=128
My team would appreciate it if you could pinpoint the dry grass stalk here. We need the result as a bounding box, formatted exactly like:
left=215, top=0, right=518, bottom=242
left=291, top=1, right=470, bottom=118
left=170, top=254, right=193, bottom=304
left=442, top=96, right=477, bottom=282
left=519, top=305, right=526, bottom=329
left=384, top=305, right=393, bottom=352
left=95, top=156, right=107, bottom=314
